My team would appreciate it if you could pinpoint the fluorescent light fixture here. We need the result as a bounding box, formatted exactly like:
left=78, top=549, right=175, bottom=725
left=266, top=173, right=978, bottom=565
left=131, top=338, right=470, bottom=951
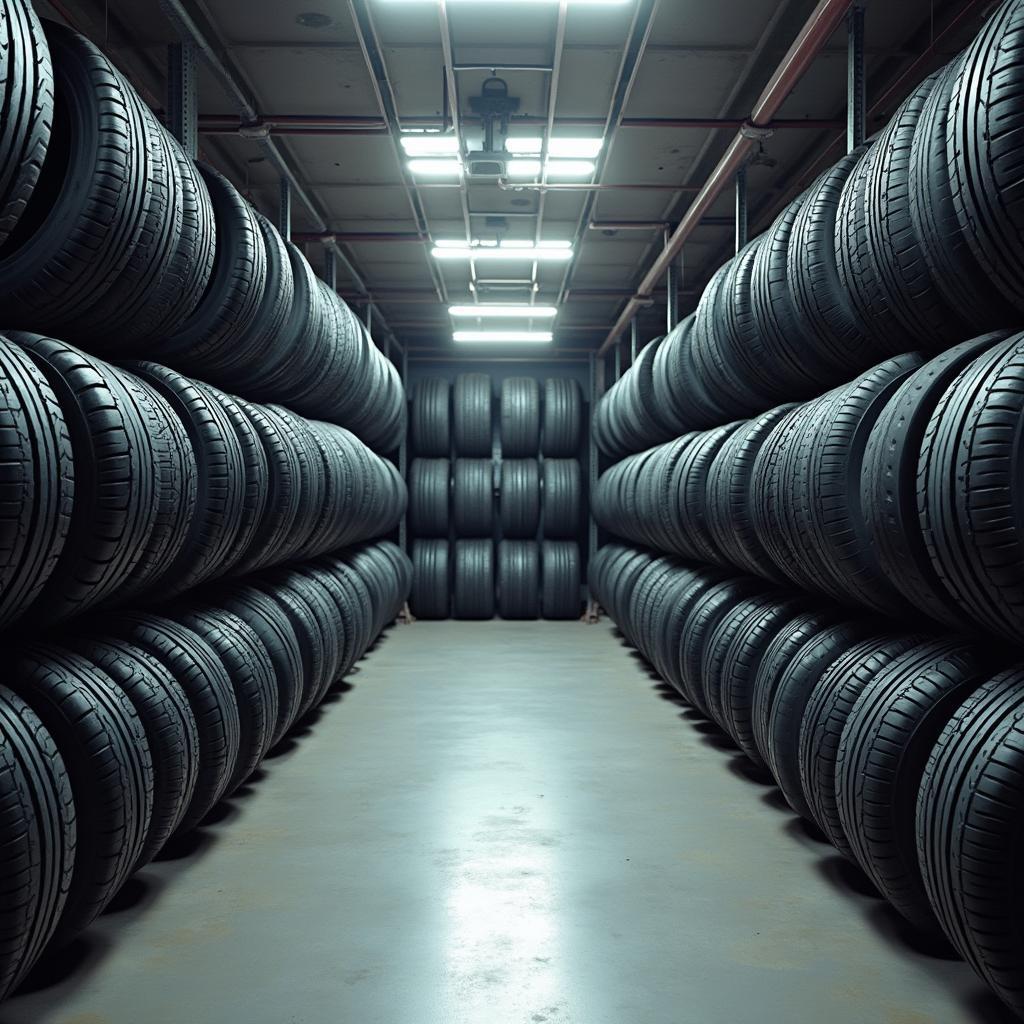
left=505, top=137, right=603, bottom=158
left=384, top=1, right=626, bottom=5
left=507, top=159, right=543, bottom=178
left=432, top=241, right=573, bottom=261
left=407, top=158, right=463, bottom=176
left=454, top=330, right=553, bottom=343
left=546, top=159, right=596, bottom=177
left=401, top=134, right=459, bottom=156
left=449, top=304, right=558, bottom=318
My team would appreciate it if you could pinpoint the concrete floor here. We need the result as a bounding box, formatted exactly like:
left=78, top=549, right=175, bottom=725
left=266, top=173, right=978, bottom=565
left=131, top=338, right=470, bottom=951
left=1, top=621, right=1012, bottom=1024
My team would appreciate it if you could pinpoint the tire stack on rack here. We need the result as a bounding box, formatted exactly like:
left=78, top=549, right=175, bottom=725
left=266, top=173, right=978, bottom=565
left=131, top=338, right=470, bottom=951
left=590, top=3, right=1024, bottom=1017
left=0, top=2, right=412, bottom=1002
left=408, top=373, right=584, bottom=620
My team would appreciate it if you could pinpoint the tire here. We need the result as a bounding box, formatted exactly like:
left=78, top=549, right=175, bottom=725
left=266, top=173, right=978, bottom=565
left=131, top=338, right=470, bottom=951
left=836, top=639, right=991, bottom=933
left=0, top=336, right=73, bottom=627
left=409, top=458, right=450, bottom=538
left=763, top=619, right=879, bottom=821
left=411, top=539, right=449, bottom=619
left=500, top=377, right=540, bottom=456
left=453, top=373, right=492, bottom=456
left=0, top=0, right=53, bottom=251
left=497, top=540, right=539, bottom=619
left=68, top=637, right=198, bottom=868
left=411, top=377, right=450, bottom=456
left=542, top=378, right=582, bottom=456
left=918, top=333, right=1024, bottom=643
left=9, top=335, right=158, bottom=622
left=917, top=666, right=1024, bottom=1018
left=0, top=23, right=149, bottom=333
left=10, top=645, right=152, bottom=946
left=125, top=360, right=245, bottom=595
left=542, top=459, right=581, bottom=539
left=862, top=334, right=1007, bottom=628
left=158, top=164, right=268, bottom=374
left=0, top=685, right=73, bottom=1001
left=453, top=539, right=494, bottom=619
left=947, top=0, right=1024, bottom=313
left=706, top=403, right=794, bottom=580
left=101, top=614, right=239, bottom=835
left=500, top=459, right=540, bottom=538
left=453, top=458, right=493, bottom=537
left=175, top=608, right=277, bottom=794
left=541, top=540, right=581, bottom=620
left=798, top=633, right=928, bottom=854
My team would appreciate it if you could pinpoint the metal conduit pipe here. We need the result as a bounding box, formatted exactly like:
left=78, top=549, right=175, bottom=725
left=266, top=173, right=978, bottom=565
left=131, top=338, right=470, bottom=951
left=598, top=0, right=853, bottom=354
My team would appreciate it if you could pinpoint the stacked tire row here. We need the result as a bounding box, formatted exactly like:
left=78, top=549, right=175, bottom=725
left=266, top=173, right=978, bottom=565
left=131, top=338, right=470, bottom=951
left=594, top=0, right=1024, bottom=460
left=409, top=374, right=584, bottom=620
left=595, top=333, right=1024, bottom=645
left=0, top=8, right=403, bottom=452
left=0, top=539, right=410, bottom=1003
left=0, top=332, right=406, bottom=631
left=591, top=543, right=1024, bottom=1020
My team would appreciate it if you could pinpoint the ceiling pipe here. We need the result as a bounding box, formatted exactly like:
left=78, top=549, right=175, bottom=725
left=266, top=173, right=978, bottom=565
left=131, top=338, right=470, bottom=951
left=157, top=0, right=404, bottom=355
left=599, top=0, right=853, bottom=354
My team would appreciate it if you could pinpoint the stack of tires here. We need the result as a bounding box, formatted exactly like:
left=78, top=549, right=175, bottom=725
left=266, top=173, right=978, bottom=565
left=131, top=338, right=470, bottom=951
left=588, top=6, right=1024, bottom=1016
left=408, top=374, right=584, bottom=621
left=0, top=540, right=409, bottom=1002
left=595, top=0, right=1024, bottom=461
left=0, top=10, right=403, bottom=453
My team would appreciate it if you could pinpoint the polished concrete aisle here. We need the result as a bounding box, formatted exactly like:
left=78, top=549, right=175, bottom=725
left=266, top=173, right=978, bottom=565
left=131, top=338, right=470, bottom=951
left=2, top=621, right=1010, bottom=1024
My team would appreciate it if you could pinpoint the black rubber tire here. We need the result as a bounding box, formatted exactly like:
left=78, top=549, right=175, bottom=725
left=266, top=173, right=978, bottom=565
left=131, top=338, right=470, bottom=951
left=0, top=23, right=150, bottom=332
left=159, top=164, right=268, bottom=374
left=0, top=0, right=53, bottom=251
left=917, top=666, right=1024, bottom=1018
left=411, top=539, right=450, bottom=620
left=411, top=377, right=450, bottom=456
left=541, top=540, right=581, bottom=620
left=200, top=583, right=303, bottom=748
left=798, top=633, right=929, bottom=854
left=0, top=684, right=73, bottom=1001
left=68, top=637, right=198, bottom=868
left=10, top=645, right=152, bottom=946
left=542, top=459, right=581, bottom=539
left=409, top=458, right=450, bottom=538
left=763, top=619, right=879, bottom=821
left=0, top=336, right=73, bottom=627
left=836, top=639, right=991, bottom=933
left=500, top=377, right=540, bottom=456
left=542, top=378, right=582, bottom=456
left=125, top=360, right=245, bottom=596
left=175, top=608, right=277, bottom=794
left=500, top=459, right=540, bottom=538
left=9, top=335, right=158, bottom=623
left=101, top=613, right=239, bottom=836
left=497, top=540, right=539, bottom=619
left=452, top=458, right=493, bottom=537
left=706, top=403, right=794, bottom=580
left=947, top=0, right=1024, bottom=314
left=862, top=334, right=1006, bottom=629
left=452, top=373, right=492, bottom=456
left=453, top=539, right=494, bottom=620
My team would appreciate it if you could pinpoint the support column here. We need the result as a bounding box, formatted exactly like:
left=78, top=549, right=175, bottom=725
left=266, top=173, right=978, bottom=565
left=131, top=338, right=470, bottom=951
left=666, top=253, right=682, bottom=333
left=279, top=178, right=291, bottom=242
left=324, top=246, right=338, bottom=291
left=847, top=2, right=866, bottom=152
left=735, top=165, right=748, bottom=254
left=167, top=42, right=198, bottom=159
left=630, top=317, right=639, bottom=364
left=614, top=341, right=622, bottom=381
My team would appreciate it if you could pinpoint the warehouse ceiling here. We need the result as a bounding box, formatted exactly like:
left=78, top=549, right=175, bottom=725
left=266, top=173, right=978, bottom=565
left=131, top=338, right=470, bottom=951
left=36, top=0, right=995, bottom=357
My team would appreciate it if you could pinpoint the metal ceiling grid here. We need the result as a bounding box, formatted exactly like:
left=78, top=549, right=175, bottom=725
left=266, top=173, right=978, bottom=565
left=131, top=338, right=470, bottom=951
left=34, top=0, right=994, bottom=356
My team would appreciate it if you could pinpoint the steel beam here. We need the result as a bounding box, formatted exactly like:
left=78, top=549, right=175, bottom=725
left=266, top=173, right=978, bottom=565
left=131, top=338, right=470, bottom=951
left=735, top=164, right=748, bottom=253
left=279, top=177, right=291, bottom=241
left=847, top=2, right=866, bottom=151
left=167, top=42, right=198, bottom=158
left=666, top=252, right=682, bottom=332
